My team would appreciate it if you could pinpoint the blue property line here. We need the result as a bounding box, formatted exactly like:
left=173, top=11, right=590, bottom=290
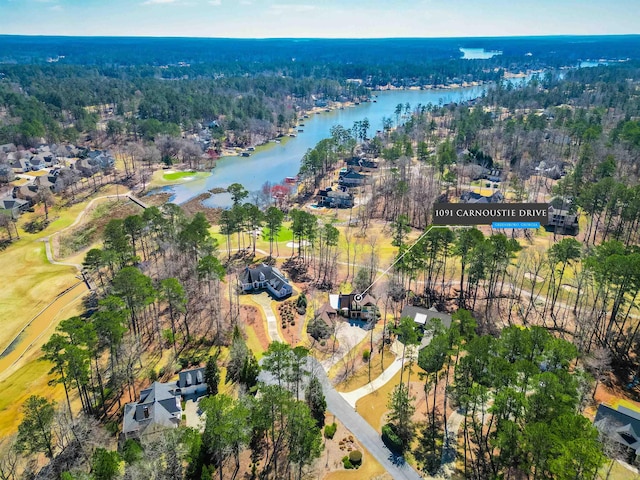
left=492, top=222, right=541, bottom=229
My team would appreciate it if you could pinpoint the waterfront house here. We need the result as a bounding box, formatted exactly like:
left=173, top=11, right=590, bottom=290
left=317, top=187, right=354, bottom=208
left=338, top=169, right=367, bottom=188
left=345, top=157, right=378, bottom=172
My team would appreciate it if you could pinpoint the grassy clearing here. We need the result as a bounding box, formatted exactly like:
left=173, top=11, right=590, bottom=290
left=164, top=171, right=198, bottom=181
left=355, top=364, right=423, bottom=433
left=261, top=225, right=294, bottom=243
left=335, top=348, right=396, bottom=393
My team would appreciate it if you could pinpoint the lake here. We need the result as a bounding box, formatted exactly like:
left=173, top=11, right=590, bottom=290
left=460, top=48, right=503, bottom=60
left=166, top=79, right=528, bottom=207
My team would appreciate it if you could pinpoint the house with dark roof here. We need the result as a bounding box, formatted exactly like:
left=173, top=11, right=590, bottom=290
left=0, top=197, right=30, bottom=218
left=337, top=293, right=377, bottom=320
left=122, top=382, right=182, bottom=440
left=345, top=157, right=378, bottom=172
left=239, top=264, right=293, bottom=299
left=594, top=403, right=640, bottom=460
left=175, top=367, right=207, bottom=398
left=338, top=169, right=367, bottom=188
left=460, top=191, right=504, bottom=204
left=122, top=367, right=207, bottom=440
left=317, top=187, right=354, bottom=208
left=547, top=206, right=579, bottom=235
left=400, top=305, right=452, bottom=329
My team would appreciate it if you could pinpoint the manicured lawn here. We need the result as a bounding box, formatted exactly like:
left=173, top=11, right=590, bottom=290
left=261, top=225, right=294, bottom=243
left=163, top=171, right=197, bottom=181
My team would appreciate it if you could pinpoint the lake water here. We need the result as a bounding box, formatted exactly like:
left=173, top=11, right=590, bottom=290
left=460, top=48, right=503, bottom=60
left=167, top=79, right=528, bottom=207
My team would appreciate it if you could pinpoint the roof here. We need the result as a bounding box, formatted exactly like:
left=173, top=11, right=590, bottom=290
left=0, top=197, right=28, bottom=209
left=460, top=191, right=504, bottom=204
left=594, top=403, right=640, bottom=453
left=338, top=293, right=376, bottom=310
left=400, top=305, right=452, bottom=329
left=239, top=263, right=288, bottom=285
left=340, top=170, right=366, bottom=180
left=177, top=367, right=205, bottom=388
left=122, top=381, right=181, bottom=437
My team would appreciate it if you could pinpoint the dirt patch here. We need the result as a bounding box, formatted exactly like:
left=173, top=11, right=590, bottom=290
left=181, top=192, right=223, bottom=224
left=241, top=304, right=270, bottom=352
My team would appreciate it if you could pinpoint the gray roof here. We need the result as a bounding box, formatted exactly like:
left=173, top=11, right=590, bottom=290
left=122, top=381, right=181, bottom=438
left=240, top=264, right=288, bottom=286
left=594, top=403, right=640, bottom=454
left=401, top=305, right=452, bottom=329
left=177, top=367, right=205, bottom=388
left=0, top=197, right=28, bottom=210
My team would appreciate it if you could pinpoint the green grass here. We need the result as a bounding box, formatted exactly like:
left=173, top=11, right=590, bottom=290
left=163, top=171, right=198, bottom=181
left=262, top=226, right=294, bottom=243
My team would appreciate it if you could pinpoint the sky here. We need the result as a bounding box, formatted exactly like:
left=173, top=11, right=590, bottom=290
left=0, top=0, right=638, bottom=38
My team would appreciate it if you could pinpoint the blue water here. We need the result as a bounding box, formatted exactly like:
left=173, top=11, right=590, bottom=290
left=460, top=48, right=503, bottom=60
left=167, top=78, right=529, bottom=207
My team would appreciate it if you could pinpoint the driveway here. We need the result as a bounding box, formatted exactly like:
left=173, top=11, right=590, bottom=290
left=259, top=357, right=424, bottom=480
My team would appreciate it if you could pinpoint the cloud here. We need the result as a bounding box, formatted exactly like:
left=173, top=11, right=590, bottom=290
left=49, top=4, right=63, bottom=10
left=209, top=0, right=221, bottom=5
left=239, top=0, right=252, bottom=4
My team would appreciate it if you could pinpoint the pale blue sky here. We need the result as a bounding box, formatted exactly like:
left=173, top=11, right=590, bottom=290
left=0, top=0, right=638, bottom=37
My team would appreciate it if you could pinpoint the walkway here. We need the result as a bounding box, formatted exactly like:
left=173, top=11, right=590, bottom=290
left=251, top=292, right=282, bottom=342
left=340, top=340, right=415, bottom=407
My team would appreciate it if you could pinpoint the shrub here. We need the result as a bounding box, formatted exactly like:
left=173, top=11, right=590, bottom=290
left=381, top=423, right=403, bottom=453
left=308, top=317, right=331, bottom=341
left=362, top=349, right=370, bottom=362
left=349, top=450, right=362, bottom=466
left=324, top=422, right=337, bottom=439
left=341, top=456, right=354, bottom=469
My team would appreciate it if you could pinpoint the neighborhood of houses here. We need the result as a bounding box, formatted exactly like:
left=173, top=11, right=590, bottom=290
left=0, top=143, right=115, bottom=219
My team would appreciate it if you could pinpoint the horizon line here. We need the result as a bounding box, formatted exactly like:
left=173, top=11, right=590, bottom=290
left=1, top=33, right=640, bottom=40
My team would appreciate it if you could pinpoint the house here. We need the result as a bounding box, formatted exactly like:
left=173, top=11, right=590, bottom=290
left=547, top=206, right=579, bottom=235
left=315, top=302, right=339, bottom=325
left=460, top=191, right=504, bottom=204
left=594, top=403, right=640, bottom=460
left=482, top=168, right=503, bottom=183
left=122, top=367, right=207, bottom=440
left=345, top=157, right=378, bottom=172
left=10, top=157, right=31, bottom=173
left=35, top=174, right=64, bottom=194
left=122, top=382, right=182, bottom=440
left=317, top=187, right=354, bottom=208
left=14, top=184, right=39, bottom=205
left=400, top=305, right=452, bottom=330
left=337, top=293, right=377, bottom=320
left=0, top=165, right=15, bottom=183
left=175, top=367, right=207, bottom=398
left=0, top=143, right=16, bottom=154
left=338, top=169, right=367, bottom=188
left=0, top=197, right=30, bottom=218
left=239, top=264, right=293, bottom=299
